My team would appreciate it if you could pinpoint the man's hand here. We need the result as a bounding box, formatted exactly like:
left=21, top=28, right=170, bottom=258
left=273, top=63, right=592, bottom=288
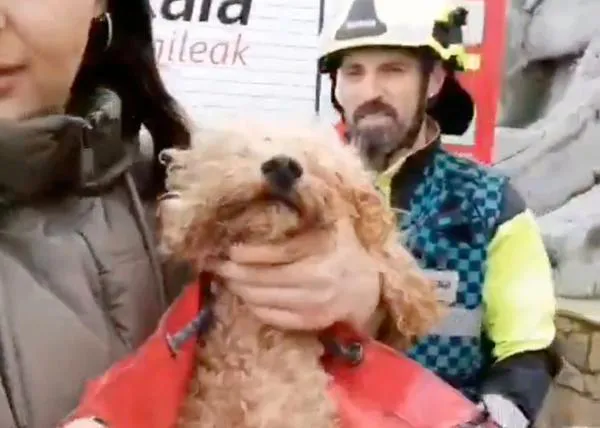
left=62, top=418, right=106, bottom=427
left=209, top=219, right=381, bottom=331
left=480, top=394, right=529, bottom=428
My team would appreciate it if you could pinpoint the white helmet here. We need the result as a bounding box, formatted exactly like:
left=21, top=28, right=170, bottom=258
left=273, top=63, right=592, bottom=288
left=318, top=0, right=479, bottom=135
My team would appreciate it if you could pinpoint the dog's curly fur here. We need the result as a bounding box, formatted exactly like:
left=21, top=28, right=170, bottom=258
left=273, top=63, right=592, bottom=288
left=158, top=121, right=441, bottom=428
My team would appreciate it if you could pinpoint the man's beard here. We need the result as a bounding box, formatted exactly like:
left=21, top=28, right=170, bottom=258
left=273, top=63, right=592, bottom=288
left=349, top=100, right=424, bottom=172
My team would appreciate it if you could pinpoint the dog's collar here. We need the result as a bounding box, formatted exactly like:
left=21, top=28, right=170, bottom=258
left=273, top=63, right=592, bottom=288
left=165, top=272, right=217, bottom=356
left=166, top=272, right=367, bottom=367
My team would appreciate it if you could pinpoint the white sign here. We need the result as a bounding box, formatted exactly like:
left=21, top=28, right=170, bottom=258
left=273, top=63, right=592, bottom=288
left=151, top=0, right=323, bottom=122
left=150, top=0, right=487, bottom=129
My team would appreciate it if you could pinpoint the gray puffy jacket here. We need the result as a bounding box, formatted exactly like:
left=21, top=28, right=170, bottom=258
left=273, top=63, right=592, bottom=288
left=0, top=89, right=187, bottom=427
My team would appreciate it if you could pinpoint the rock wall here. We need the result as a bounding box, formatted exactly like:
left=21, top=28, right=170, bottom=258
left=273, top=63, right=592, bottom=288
left=495, top=1, right=600, bottom=424
left=536, top=303, right=600, bottom=426
left=494, top=0, right=600, bottom=299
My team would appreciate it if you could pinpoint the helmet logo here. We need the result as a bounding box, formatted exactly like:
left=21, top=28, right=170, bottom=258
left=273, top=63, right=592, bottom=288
left=334, top=0, right=387, bottom=41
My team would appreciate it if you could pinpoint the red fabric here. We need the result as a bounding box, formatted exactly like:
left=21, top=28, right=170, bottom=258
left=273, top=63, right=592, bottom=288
left=324, top=341, right=480, bottom=427
left=64, top=281, right=484, bottom=428
left=63, top=284, right=200, bottom=427
left=448, top=0, right=507, bottom=164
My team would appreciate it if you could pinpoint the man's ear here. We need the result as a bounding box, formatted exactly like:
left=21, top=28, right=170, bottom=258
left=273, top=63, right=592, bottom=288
left=427, top=63, right=447, bottom=99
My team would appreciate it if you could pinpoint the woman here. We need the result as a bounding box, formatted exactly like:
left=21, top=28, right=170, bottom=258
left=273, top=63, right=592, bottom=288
left=0, top=0, right=383, bottom=426
left=0, top=0, right=190, bottom=426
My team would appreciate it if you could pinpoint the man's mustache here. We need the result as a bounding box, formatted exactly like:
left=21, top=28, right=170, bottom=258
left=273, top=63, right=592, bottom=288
left=353, top=100, right=397, bottom=123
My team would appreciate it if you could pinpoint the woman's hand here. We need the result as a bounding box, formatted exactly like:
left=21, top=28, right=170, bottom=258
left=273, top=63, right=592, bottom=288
left=210, top=220, right=381, bottom=331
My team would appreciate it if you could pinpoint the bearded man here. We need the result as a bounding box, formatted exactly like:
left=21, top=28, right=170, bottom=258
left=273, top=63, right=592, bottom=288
left=319, top=1, right=562, bottom=427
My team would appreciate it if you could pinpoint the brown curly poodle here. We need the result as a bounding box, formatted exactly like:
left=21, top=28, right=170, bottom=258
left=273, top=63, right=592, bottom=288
left=157, top=120, right=441, bottom=428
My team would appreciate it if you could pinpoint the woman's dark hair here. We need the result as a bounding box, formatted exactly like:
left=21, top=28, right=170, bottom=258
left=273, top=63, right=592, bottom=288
left=69, top=0, right=191, bottom=197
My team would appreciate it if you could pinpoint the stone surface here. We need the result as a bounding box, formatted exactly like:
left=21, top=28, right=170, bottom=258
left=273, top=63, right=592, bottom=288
left=536, top=311, right=600, bottom=427
left=555, top=360, right=586, bottom=393
left=562, top=331, right=591, bottom=371
left=536, top=385, right=600, bottom=427
left=591, top=332, right=600, bottom=372
left=521, top=0, right=600, bottom=61
left=557, top=298, right=600, bottom=327
left=494, top=0, right=600, bottom=299
left=555, top=315, right=577, bottom=334
left=584, top=374, right=600, bottom=400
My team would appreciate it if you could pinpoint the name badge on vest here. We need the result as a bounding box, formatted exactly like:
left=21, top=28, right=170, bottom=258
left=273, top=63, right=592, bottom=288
left=423, top=269, right=460, bottom=303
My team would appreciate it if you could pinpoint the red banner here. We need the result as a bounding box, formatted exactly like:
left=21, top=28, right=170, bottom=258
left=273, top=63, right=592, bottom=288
left=444, top=0, right=508, bottom=164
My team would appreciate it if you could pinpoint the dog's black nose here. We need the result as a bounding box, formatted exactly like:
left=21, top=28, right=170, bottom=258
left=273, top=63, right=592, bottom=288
left=261, top=155, right=303, bottom=193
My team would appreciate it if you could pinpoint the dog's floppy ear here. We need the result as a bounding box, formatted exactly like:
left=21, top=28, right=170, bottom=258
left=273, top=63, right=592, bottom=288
left=376, top=242, right=443, bottom=349
left=157, top=148, right=189, bottom=256
left=339, top=168, right=442, bottom=348
left=347, top=180, right=394, bottom=250
left=157, top=148, right=219, bottom=269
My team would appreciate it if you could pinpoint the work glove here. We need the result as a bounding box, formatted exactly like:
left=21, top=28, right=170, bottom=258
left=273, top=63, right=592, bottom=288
left=479, top=394, right=529, bottom=428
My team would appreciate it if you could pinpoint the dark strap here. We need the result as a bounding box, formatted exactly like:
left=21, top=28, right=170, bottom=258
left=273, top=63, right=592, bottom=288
left=320, top=336, right=364, bottom=366
left=165, top=274, right=216, bottom=356
left=165, top=274, right=365, bottom=367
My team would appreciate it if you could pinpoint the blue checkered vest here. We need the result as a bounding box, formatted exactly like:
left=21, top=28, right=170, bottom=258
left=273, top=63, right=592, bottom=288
left=398, top=149, right=506, bottom=401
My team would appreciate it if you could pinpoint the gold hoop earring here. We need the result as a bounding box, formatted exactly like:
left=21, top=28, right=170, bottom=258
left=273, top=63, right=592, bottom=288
left=102, top=12, right=113, bottom=51
left=91, top=12, right=113, bottom=51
